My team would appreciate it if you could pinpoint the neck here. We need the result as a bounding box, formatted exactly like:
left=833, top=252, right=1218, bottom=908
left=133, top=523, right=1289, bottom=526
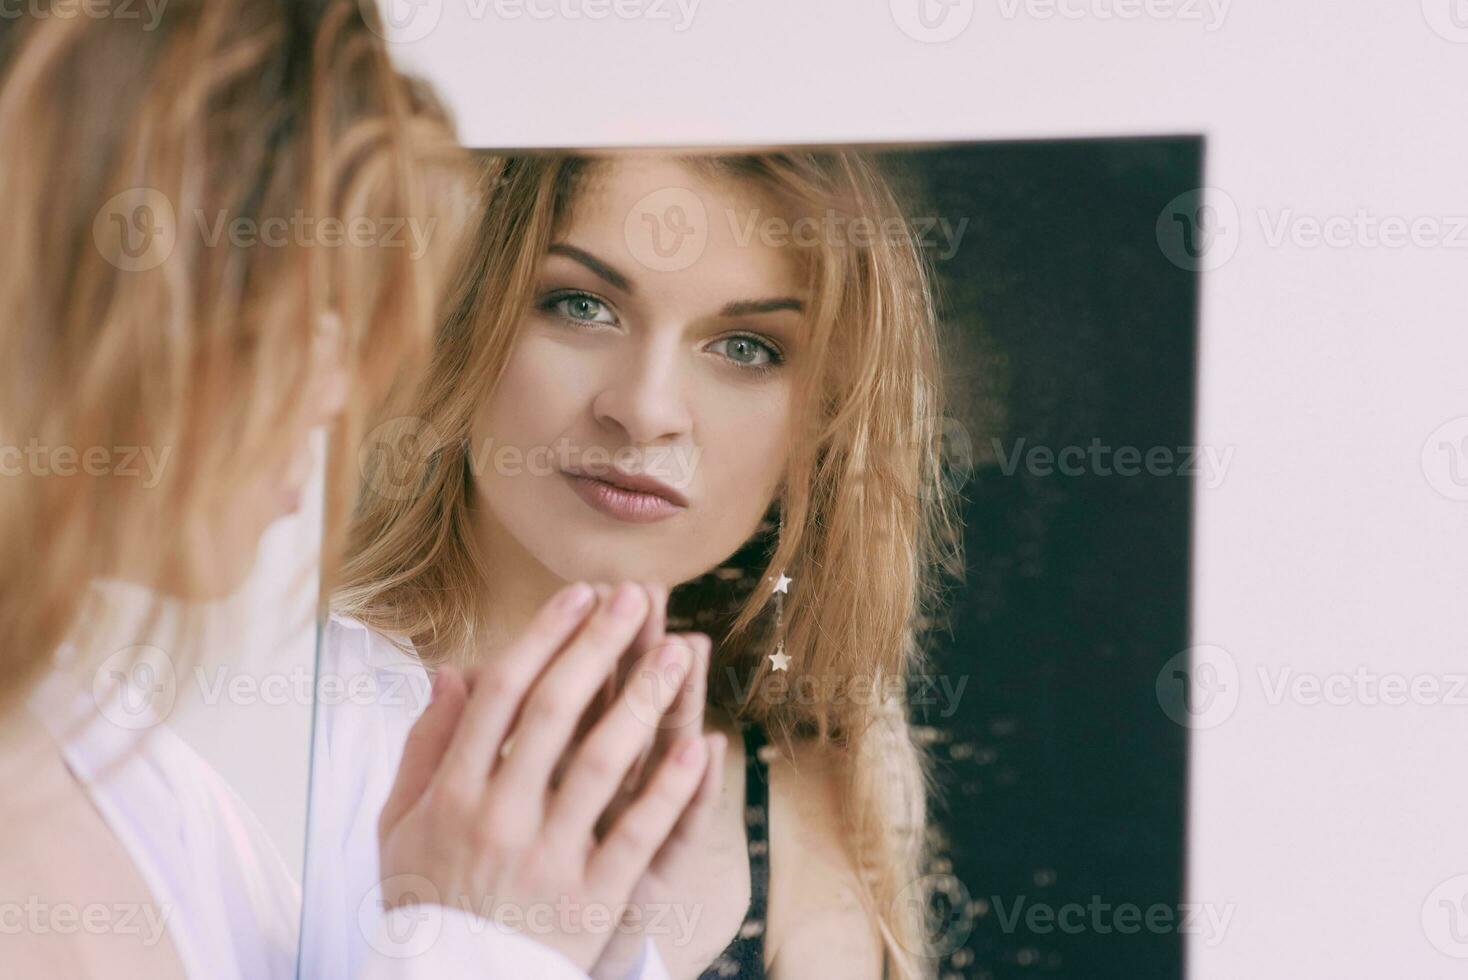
left=466, top=497, right=576, bottom=664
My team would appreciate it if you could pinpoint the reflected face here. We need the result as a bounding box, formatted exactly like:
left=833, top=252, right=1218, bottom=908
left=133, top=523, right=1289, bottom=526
left=470, top=157, right=805, bottom=587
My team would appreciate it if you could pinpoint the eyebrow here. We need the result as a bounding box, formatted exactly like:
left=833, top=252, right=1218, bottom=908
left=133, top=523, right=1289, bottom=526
left=548, top=243, right=632, bottom=294
left=719, top=297, right=805, bottom=316
left=547, top=242, right=806, bottom=317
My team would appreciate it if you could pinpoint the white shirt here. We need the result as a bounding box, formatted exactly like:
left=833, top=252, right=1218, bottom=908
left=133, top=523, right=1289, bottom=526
left=27, top=670, right=301, bottom=980
left=304, top=613, right=672, bottom=980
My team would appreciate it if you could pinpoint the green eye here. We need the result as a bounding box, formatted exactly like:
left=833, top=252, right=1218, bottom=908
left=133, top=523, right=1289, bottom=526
left=711, top=334, right=784, bottom=374
left=544, top=291, right=617, bottom=325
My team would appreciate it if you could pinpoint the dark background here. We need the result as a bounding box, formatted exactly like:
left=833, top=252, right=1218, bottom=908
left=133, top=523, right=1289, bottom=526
left=880, top=137, right=1201, bottom=980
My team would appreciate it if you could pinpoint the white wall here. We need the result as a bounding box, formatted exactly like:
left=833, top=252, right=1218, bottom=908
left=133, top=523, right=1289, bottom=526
left=374, top=1, right=1468, bottom=975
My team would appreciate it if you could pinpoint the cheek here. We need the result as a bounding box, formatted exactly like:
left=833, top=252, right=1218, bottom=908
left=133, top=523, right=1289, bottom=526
left=477, top=336, right=582, bottom=448
left=696, top=393, right=792, bottom=509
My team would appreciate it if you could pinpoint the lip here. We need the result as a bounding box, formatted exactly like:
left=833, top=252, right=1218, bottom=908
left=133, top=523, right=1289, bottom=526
left=562, top=469, right=688, bottom=524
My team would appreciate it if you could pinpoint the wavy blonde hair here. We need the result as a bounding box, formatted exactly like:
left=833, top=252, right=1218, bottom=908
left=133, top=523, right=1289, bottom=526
left=338, top=149, right=966, bottom=979
left=0, top=0, right=472, bottom=702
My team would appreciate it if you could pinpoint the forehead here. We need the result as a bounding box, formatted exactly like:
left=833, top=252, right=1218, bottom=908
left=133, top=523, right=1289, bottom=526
left=557, top=155, right=808, bottom=301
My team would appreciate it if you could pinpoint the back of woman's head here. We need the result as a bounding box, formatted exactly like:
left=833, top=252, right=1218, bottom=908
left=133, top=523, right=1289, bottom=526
left=0, top=0, right=474, bottom=699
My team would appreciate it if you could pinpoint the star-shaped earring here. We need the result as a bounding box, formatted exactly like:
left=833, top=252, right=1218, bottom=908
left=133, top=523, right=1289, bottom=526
left=767, top=570, right=791, bottom=670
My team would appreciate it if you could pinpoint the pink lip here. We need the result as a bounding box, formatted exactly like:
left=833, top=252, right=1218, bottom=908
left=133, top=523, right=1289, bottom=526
left=563, top=472, right=687, bottom=524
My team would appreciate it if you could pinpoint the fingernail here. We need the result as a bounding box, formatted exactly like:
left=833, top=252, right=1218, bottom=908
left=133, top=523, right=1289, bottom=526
left=677, top=737, right=705, bottom=766
left=611, top=582, right=643, bottom=617
left=658, top=640, right=686, bottom=669
left=559, top=582, right=594, bottom=615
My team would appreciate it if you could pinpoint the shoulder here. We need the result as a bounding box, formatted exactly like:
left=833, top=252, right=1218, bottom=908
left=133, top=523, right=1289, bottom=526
left=764, top=733, right=886, bottom=980
left=312, top=614, right=434, bottom=779
left=319, top=614, right=431, bottom=715
left=323, top=612, right=423, bottom=672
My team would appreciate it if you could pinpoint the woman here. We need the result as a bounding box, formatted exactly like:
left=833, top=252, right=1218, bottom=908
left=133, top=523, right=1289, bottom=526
left=0, top=4, right=712, bottom=977
left=310, top=149, right=965, bottom=979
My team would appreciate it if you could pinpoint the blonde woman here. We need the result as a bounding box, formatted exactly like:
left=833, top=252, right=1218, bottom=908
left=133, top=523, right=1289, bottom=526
left=310, top=149, right=964, bottom=980
left=0, top=5, right=715, bottom=979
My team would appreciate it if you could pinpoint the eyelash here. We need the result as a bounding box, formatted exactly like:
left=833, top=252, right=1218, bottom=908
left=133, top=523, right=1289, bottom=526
left=538, top=289, right=786, bottom=376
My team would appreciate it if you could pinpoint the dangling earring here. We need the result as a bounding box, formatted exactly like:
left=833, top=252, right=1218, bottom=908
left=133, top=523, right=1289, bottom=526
left=767, top=511, right=792, bottom=672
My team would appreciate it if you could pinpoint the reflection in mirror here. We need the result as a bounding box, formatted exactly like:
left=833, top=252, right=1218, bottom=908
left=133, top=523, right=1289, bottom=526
left=305, top=139, right=1199, bottom=980
left=306, top=146, right=965, bottom=980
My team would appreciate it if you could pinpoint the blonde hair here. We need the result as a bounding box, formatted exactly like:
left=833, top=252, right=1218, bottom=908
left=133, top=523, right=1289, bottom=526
left=0, top=0, right=471, bottom=701
left=338, top=150, right=966, bottom=978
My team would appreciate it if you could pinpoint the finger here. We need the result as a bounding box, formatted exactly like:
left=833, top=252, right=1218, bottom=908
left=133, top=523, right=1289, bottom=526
left=649, top=732, right=727, bottom=874
left=378, top=666, right=468, bottom=840
left=557, top=583, right=672, bottom=791
left=490, top=582, right=653, bottom=795
left=594, top=633, right=709, bottom=838
left=578, top=583, right=621, bottom=736
left=627, top=632, right=708, bottom=791
left=597, top=581, right=668, bottom=722
left=545, top=637, right=695, bottom=843
left=433, top=581, right=596, bottom=792
left=631, top=581, right=669, bottom=659
left=588, top=734, right=710, bottom=896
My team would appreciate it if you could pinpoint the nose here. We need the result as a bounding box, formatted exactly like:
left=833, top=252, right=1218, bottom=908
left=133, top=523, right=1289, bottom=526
left=590, top=330, right=692, bottom=445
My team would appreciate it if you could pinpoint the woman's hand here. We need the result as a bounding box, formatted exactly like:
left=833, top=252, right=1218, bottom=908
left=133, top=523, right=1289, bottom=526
left=375, top=581, right=718, bottom=973
left=582, top=584, right=727, bottom=980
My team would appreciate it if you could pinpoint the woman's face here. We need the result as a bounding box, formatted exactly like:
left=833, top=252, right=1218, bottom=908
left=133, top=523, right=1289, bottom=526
left=470, top=157, right=806, bottom=588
